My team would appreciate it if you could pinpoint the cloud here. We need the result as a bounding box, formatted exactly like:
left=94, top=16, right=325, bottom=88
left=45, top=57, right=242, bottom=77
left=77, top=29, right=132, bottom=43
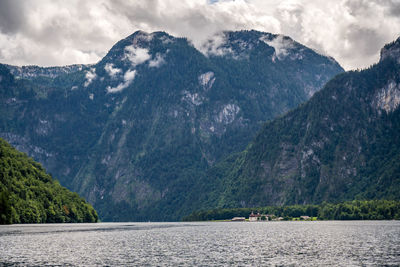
left=107, top=69, right=136, bottom=93
left=0, top=0, right=399, bottom=70
left=84, top=68, right=97, bottom=87
left=124, top=46, right=151, bottom=66
left=0, top=0, right=26, bottom=34
left=269, top=0, right=400, bottom=69
left=148, top=53, right=166, bottom=68
left=104, top=63, right=121, bottom=78
left=260, top=35, right=294, bottom=60
left=124, top=69, right=136, bottom=82
left=198, top=33, right=235, bottom=57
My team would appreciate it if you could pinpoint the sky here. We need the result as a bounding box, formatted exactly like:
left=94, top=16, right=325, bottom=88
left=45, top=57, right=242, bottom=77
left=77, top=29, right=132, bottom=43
left=0, top=0, right=399, bottom=70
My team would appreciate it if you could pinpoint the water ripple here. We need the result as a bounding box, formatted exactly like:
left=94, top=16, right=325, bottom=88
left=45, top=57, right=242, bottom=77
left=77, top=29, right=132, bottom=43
left=0, top=221, right=399, bottom=266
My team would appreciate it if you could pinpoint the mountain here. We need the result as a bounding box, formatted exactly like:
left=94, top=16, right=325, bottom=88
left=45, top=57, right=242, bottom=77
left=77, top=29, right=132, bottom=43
left=6, top=64, right=89, bottom=80
left=0, top=30, right=343, bottom=221
left=0, top=138, right=98, bottom=224
left=193, top=37, right=400, bottom=211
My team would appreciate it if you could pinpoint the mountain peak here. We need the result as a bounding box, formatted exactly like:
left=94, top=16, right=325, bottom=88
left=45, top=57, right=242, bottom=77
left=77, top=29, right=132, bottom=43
left=199, top=30, right=298, bottom=60
left=380, top=36, right=400, bottom=63
left=0, top=29, right=344, bottom=221
left=99, top=30, right=176, bottom=70
left=125, top=30, right=175, bottom=45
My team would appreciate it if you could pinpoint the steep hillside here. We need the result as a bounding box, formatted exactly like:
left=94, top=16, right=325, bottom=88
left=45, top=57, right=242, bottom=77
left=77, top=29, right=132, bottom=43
left=0, top=30, right=343, bottom=221
left=194, top=37, right=400, bottom=211
left=0, top=138, right=98, bottom=224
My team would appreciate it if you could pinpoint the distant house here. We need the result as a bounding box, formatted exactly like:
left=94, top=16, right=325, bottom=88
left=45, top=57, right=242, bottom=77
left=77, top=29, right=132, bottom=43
left=231, top=217, right=246, bottom=221
left=249, top=212, right=272, bottom=222
left=249, top=211, right=261, bottom=222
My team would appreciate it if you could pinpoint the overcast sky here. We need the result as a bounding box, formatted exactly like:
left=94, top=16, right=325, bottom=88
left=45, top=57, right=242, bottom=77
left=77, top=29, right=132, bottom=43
left=0, top=0, right=399, bottom=70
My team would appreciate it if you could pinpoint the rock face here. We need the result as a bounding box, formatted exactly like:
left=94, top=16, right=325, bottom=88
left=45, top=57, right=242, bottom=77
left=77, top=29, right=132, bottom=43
left=373, top=81, right=400, bottom=114
left=380, top=36, right=400, bottom=64
left=196, top=37, right=400, bottom=211
left=0, top=30, right=343, bottom=221
left=6, top=64, right=89, bottom=79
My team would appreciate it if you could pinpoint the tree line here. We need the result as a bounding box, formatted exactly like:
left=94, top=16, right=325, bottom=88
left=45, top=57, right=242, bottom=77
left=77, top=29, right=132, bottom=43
left=182, top=200, right=400, bottom=221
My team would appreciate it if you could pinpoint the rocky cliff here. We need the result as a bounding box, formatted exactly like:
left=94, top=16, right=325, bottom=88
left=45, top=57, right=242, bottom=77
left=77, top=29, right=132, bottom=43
left=196, top=37, right=400, bottom=211
left=0, top=30, right=343, bottom=221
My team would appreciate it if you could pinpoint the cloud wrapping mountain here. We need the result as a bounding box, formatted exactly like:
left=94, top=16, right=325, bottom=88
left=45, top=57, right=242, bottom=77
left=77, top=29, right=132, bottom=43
left=0, top=0, right=399, bottom=69
left=0, top=30, right=343, bottom=221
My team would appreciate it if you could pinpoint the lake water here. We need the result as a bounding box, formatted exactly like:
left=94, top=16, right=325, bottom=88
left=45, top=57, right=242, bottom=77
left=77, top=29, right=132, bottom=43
left=0, top=221, right=399, bottom=266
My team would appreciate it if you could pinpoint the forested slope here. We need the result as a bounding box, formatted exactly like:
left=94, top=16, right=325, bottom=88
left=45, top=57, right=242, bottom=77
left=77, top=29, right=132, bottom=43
left=189, top=37, right=400, bottom=213
left=0, top=138, right=98, bottom=224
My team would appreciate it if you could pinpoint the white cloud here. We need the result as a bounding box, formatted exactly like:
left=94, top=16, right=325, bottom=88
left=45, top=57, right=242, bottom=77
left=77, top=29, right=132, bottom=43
left=124, top=46, right=151, bottom=66
left=107, top=69, right=136, bottom=93
left=198, top=33, right=235, bottom=57
left=84, top=68, right=96, bottom=87
left=148, top=53, right=166, bottom=68
left=199, top=33, right=224, bottom=56
left=0, top=0, right=399, bottom=70
left=104, top=63, right=121, bottom=78
left=124, top=69, right=136, bottom=82
left=260, top=35, right=294, bottom=60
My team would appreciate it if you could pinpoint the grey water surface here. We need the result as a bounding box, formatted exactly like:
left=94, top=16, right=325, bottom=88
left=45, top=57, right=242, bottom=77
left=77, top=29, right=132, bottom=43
left=0, top=221, right=399, bottom=266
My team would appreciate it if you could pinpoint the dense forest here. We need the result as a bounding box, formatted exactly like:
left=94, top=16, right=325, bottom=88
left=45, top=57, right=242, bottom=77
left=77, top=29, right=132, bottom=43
left=0, top=138, right=98, bottom=224
left=183, top=200, right=400, bottom=221
left=187, top=38, right=400, bottom=214
left=0, top=30, right=343, bottom=221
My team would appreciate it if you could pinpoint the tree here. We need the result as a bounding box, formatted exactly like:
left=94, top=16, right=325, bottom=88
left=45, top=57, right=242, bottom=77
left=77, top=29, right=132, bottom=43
left=0, top=191, right=12, bottom=224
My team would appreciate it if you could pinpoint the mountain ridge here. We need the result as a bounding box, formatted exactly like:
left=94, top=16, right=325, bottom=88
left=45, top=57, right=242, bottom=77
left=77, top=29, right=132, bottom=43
left=190, top=36, right=400, bottom=212
left=0, top=30, right=343, bottom=221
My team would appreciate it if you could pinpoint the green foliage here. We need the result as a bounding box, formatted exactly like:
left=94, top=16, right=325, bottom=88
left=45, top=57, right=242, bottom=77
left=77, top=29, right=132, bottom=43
left=0, top=138, right=98, bottom=224
left=182, top=200, right=400, bottom=221
left=190, top=52, right=400, bottom=213
left=0, top=30, right=343, bottom=221
left=0, top=191, right=12, bottom=224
